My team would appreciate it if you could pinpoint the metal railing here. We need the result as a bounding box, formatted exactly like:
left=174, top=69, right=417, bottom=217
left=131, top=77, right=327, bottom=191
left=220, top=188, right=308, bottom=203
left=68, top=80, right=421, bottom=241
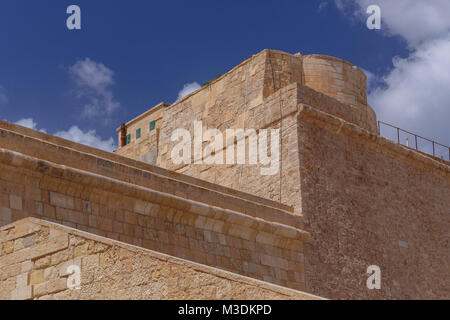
left=378, top=121, right=450, bottom=161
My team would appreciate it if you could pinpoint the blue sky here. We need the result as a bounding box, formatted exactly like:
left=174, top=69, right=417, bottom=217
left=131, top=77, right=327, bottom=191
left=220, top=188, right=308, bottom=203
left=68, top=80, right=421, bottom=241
left=0, top=0, right=449, bottom=154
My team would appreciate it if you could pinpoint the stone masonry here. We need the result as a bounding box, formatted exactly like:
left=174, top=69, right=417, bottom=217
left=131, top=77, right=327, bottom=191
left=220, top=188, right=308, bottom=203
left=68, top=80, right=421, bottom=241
left=114, top=49, right=450, bottom=299
left=0, top=119, right=309, bottom=294
left=0, top=49, right=448, bottom=299
left=0, top=218, right=321, bottom=300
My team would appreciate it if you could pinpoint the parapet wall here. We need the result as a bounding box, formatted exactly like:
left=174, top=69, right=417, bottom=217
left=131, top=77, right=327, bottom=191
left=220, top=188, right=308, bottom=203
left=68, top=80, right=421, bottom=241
left=0, top=218, right=321, bottom=300
left=303, top=55, right=367, bottom=109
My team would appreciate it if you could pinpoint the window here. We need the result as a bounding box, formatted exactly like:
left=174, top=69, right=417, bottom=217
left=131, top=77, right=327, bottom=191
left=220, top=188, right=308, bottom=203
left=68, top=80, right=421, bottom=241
left=136, top=128, right=141, bottom=139
left=149, top=120, right=155, bottom=131
left=126, top=134, right=131, bottom=145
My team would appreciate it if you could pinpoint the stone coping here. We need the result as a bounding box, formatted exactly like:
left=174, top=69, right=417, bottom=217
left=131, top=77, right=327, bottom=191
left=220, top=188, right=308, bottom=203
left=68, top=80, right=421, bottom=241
left=0, top=147, right=309, bottom=243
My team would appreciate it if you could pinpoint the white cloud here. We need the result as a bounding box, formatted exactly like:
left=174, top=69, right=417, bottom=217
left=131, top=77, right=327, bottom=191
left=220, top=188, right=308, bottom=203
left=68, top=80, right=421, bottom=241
left=337, top=0, right=450, bottom=48
left=177, top=82, right=201, bottom=100
left=15, top=118, right=47, bottom=133
left=369, top=37, right=450, bottom=145
left=0, top=85, right=8, bottom=105
left=336, top=0, right=450, bottom=146
left=360, top=68, right=377, bottom=93
left=15, top=118, right=42, bottom=131
left=69, top=58, right=120, bottom=118
left=55, top=126, right=116, bottom=152
left=13, top=117, right=115, bottom=152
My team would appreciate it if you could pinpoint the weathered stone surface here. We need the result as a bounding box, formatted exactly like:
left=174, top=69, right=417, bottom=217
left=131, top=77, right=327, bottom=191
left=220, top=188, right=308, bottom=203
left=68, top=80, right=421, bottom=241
left=0, top=48, right=448, bottom=300
left=297, top=105, right=450, bottom=299
left=111, top=49, right=449, bottom=299
left=0, top=218, right=321, bottom=300
left=0, top=136, right=308, bottom=291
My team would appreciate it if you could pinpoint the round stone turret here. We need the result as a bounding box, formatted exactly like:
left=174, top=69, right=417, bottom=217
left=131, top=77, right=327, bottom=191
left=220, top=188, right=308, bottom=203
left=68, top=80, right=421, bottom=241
left=302, top=54, right=377, bottom=132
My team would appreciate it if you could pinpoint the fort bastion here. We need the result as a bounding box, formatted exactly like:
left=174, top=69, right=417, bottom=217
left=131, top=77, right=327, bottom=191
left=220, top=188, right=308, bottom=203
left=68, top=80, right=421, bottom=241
left=0, top=49, right=448, bottom=299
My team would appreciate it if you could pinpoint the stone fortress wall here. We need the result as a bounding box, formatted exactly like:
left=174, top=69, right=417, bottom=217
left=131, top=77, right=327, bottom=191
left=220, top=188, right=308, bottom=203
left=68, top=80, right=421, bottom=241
left=0, top=218, right=321, bottom=300
left=114, top=49, right=450, bottom=299
left=0, top=49, right=448, bottom=299
left=0, top=120, right=309, bottom=292
left=116, top=50, right=378, bottom=213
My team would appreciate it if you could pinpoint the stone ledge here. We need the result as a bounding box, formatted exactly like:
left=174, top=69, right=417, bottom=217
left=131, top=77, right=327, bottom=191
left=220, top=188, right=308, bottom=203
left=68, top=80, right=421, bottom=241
left=0, top=148, right=310, bottom=244
left=0, top=121, right=299, bottom=228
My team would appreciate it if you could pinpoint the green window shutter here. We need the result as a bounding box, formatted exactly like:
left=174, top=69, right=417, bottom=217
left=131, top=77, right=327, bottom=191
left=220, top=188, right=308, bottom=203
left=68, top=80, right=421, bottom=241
left=136, top=128, right=141, bottom=139
left=126, top=134, right=131, bottom=145
left=149, top=120, right=155, bottom=131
